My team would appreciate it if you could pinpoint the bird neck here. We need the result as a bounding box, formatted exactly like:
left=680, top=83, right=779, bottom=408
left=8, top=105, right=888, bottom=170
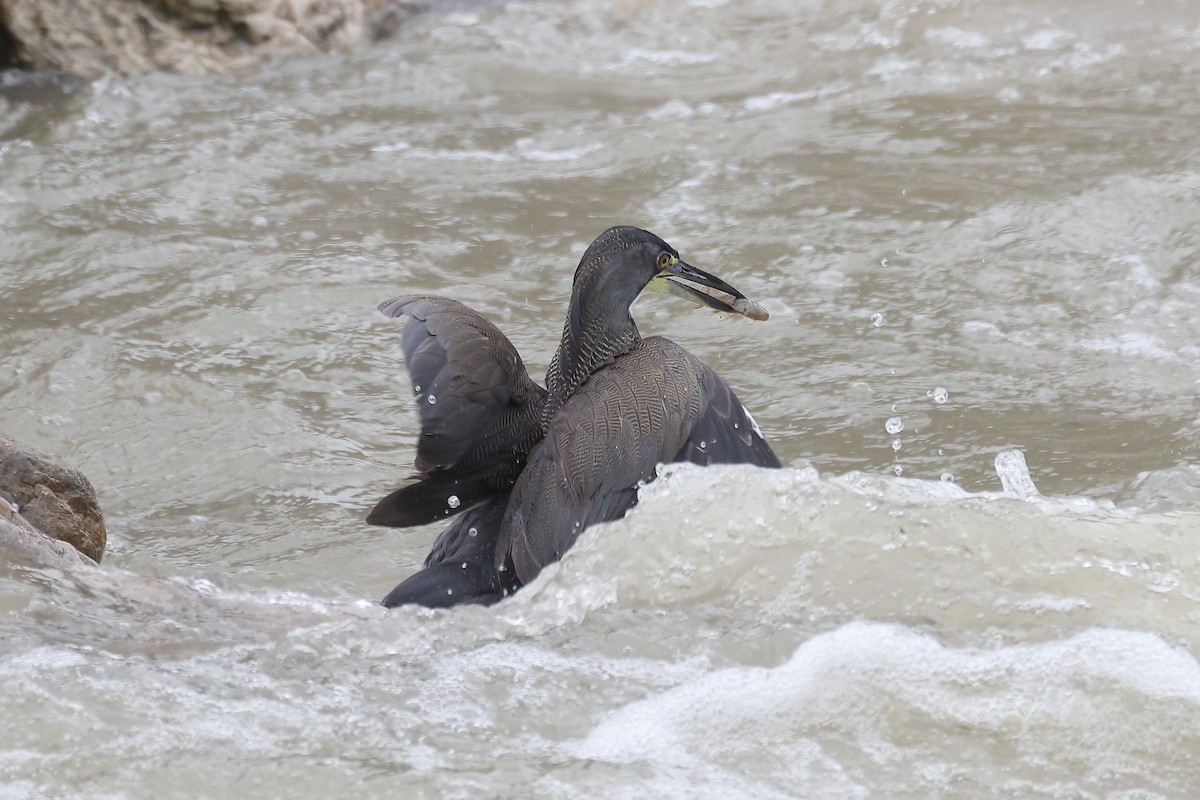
left=544, top=298, right=641, bottom=417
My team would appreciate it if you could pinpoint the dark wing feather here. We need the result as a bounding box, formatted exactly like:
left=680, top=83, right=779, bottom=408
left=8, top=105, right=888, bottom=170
left=367, top=295, right=548, bottom=527
left=381, top=562, right=497, bottom=608
left=673, top=363, right=780, bottom=468
left=497, top=339, right=708, bottom=583
left=381, top=496, right=519, bottom=608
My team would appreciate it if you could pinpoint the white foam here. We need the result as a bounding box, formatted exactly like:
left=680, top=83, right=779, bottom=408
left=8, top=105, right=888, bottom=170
left=925, top=27, right=991, bottom=49
left=573, top=622, right=1200, bottom=791
left=995, top=449, right=1040, bottom=498
left=7, top=646, right=89, bottom=671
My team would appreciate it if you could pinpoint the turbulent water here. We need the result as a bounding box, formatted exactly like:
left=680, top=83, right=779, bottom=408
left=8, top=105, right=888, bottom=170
left=3, top=0, right=1200, bottom=796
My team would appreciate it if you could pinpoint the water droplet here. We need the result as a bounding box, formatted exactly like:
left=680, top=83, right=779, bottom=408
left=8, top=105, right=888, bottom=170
left=574, top=520, right=581, bottom=529
left=427, top=394, right=437, bottom=405
left=932, top=386, right=949, bottom=404
left=461, top=562, right=468, bottom=569
left=885, top=416, right=904, bottom=435
left=893, top=465, right=904, bottom=476
left=447, top=494, right=460, bottom=509
left=413, top=384, right=422, bottom=393
left=467, top=527, right=478, bottom=537
left=733, top=422, right=740, bottom=429
left=891, top=438, right=902, bottom=451
left=446, top=588, right=453, bottom=596
left=880, top=257, right=889, bottom=268
left=940, top=472, right=955, bottom=482
left=870, top=312, right=884, bottom=327
left=699, top=440, right=707, bottom=450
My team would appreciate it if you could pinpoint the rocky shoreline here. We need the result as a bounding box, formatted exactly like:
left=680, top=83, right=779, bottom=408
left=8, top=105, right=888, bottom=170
left=0, top=0, right=452, bottom=77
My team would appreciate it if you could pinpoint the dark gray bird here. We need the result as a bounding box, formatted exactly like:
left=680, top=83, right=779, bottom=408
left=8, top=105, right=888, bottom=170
left=368, top=226, right=779, bottom=608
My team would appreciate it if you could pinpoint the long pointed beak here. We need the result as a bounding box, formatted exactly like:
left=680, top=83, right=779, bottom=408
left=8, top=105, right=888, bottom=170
left=651, top=259, right=769, bottom=321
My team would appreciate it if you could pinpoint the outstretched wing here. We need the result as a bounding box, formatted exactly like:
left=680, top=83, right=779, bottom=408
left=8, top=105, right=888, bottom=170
left=367, top=295, right=548, bottom=528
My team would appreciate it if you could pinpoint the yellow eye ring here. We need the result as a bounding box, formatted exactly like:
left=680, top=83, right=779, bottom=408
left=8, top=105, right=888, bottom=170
left=657, top=253, right=673, bottom=270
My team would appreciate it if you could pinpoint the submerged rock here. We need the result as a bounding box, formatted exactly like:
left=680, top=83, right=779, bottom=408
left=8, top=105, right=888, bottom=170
left=0, top=0, right=436, bottom=77
left=0, top=435, right=106, bottom=562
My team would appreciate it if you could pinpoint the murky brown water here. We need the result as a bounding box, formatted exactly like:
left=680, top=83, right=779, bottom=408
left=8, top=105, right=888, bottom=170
left=3, top=1, right=1200, bottom=797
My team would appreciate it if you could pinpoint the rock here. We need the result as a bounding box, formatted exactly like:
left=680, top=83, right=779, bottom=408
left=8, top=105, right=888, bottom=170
left=1, top=496, right=95, bottom=568
left=0, top=0, right=429, bottom=77
left=0, top=435, right=106, bottom=562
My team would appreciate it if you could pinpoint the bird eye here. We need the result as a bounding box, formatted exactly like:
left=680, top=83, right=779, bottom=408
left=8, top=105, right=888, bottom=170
left=657, top=253, right=674, bottom=269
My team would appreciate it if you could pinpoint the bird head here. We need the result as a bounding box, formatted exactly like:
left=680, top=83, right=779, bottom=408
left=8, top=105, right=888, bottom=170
left=573, top=226, right=768, bottom=321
